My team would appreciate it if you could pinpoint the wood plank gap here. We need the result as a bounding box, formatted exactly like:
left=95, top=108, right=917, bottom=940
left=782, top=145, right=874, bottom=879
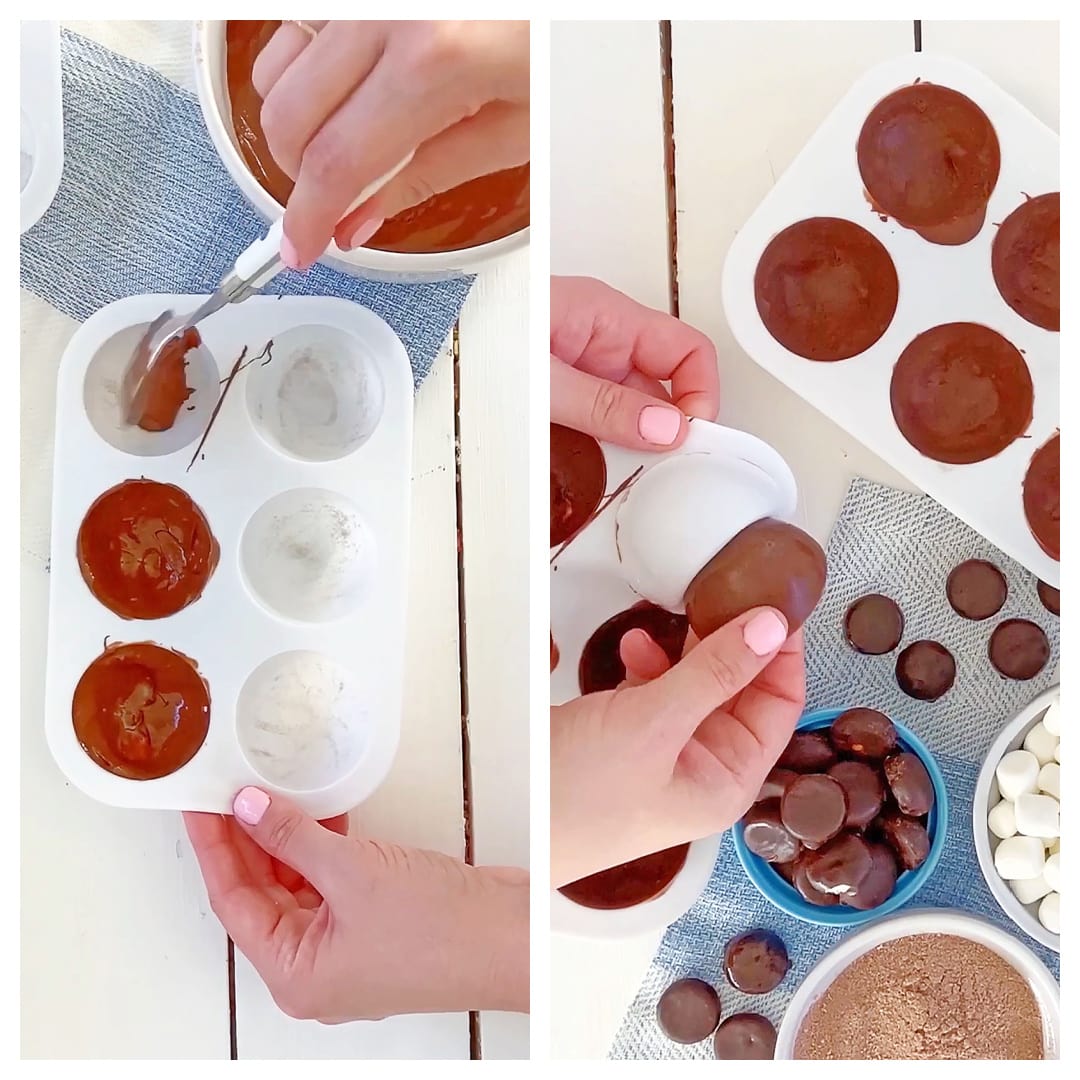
left=451, top=320, right=481, bottom=1060
left=227, top=937, right=238, bottom=1059
left=660, top=20, right=681, bottom=317
left=914, top=20, right=922, bottom=52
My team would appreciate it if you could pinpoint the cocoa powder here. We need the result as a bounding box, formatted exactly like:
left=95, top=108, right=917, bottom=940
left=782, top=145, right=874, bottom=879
left=794, top=933, right=1044, bottom=1060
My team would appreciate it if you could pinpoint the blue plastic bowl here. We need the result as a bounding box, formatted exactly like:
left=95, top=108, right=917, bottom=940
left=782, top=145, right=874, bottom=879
left=733, top=707, right=948, bottom=927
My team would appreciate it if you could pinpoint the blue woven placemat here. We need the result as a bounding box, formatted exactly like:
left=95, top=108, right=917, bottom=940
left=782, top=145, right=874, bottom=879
left=19, top=28, right=472, bottom=387
left=609, top=477, right=1060, bottom=1059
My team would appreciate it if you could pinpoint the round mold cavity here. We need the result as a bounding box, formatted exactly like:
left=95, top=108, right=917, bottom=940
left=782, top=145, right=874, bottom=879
left=235, top=650, right=367, bottom=791
left=245, top=324, right=385, bottom=462
left=83, top=322, right=220, bottom=457
left=240, top=487, right=375, bottom=623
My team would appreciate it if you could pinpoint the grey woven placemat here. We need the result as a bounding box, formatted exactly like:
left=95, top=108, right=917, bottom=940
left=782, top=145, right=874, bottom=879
left=609, top=477, right=1060, bottom=1059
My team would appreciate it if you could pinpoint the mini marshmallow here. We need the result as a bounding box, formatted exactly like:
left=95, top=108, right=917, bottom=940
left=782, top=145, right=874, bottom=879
left=1049, top=838, right=1060, bottom=855
left=996, top=749, right=1041, bottom=801
left=1044, top=852, right=1060, bottom=893
left=988, top=799, right=1017, bottom=840
left=1039, top=891, right=1060, bottom=935
left=995, top=835, right=1046, bottom=881
left=1038, top=761, right=1060, bottom=799
left=1010, top=873, right=1052, bottom=905
left=1014, top=793, right=1060, bottom=839
left=1023, top=721, right=1059, bottom=766
left=1042, top=699, right=1061, bottom=736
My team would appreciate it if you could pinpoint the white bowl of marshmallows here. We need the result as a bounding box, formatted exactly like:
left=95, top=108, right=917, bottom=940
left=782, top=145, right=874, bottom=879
left=974, top=685, right=1060, bottom=952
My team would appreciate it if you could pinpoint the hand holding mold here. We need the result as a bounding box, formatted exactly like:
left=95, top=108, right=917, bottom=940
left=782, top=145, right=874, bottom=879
left=550, top=608, right=805, bottom=887
left=184, top=789, right=529, bottom=1021
left=550, top=276, right=721, bottom=451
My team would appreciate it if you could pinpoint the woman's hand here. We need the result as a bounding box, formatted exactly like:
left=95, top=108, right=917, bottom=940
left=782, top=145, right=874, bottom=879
left=184, top=789, right=528, bottom=1021
left=551, top=276, right=721, bottom=451
left=252, top=20, right=530, bottom=267
left=551, top=609, right=805, bottom=887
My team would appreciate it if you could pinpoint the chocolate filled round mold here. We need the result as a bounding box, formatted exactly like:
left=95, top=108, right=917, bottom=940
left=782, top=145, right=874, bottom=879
left=828, top=760, right=885, bottom=828
left=883, top=752, right=935, bottom=816
left=656, top=978, right=722, bottom=1044
left=857, top=83, right=1000, bottom=244
left=880, top=812, right=931, bottom=871
left=1037, top=580, right=1060, bottom=616
left=840, top=842, right=898, bottom=910
left=77, top=479, right=220, bottom=621
left=753, top=217, right=899, bottom=361
left=724, top=929, right=790, bottom=994
left=992, top=192, right=1059, bottom=331
left=989, top=619, right=1050, bottom=681
left=890, top=323, right=1033, bottom=465
left=804, top=833, right=874, bottom=895
left=791, top=854, right=840, bottom=906
left=756, top=766, right=799, bottom=803
left=830, top=708, right=898, bottom=761
left=578, top=602, right=689, bottom=694
left=72, top=642, right=210, bottom=780
left=550, top=423, right=606, bottom=547
left=684, top=518, right=827, bottom=641
left=778, top=731, right=837, bottom=773
left=844, top=593, right=904, bottom=654
left=1023, top=432, right=1059, bottom=561
left=781, top=774, right=847, bottom=844
left=714, top=1013, right=777, bottom=1060
left=558, top=844, right=690, bottom=910
left=742, top=803, right=802, bottom=864
left=895, top=640, right=956, bottom=701
left=947, top=559, right=1008, bottom=620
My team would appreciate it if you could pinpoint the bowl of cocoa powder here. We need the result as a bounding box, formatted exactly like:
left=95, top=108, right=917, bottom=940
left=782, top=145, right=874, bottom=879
left=776, top=909, right=1059, bottom=1060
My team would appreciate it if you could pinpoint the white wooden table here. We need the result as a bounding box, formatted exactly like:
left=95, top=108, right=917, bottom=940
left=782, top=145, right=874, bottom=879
left=20, top=21, right=528, bottom=1061
left=550, top=18, right=1058, bottom=1059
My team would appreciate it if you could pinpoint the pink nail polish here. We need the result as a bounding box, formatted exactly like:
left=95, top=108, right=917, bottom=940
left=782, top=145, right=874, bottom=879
left=638, top=405, right=681, bottom=446
left=743, top=611, right=787, bottom=656
left=342, top=217, right=384, bottom=251
left=280, top=235, right=302, bottom=271
left=234, top=786, right=270, bottom=825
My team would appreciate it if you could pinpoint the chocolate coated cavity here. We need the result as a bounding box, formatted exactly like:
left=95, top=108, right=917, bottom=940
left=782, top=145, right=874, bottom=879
left=550, top=423, right=606, bottom=547
left=1023, top=433, right=1059, bottom=561
left=724, top=930, right=790, bottom=994
left=992, top=192, right=1059, bottom=331
left=830, top=708, right=898, bottom=761
left=656, top=978, right=722, bottom=1044
left=989, top=619, right=1050, bottom=681
left=578, top=602, right=689, bottom=694
left=844, top=593, right=904, bottom=654
left=713, top=1014, right=777, bottom=1060
left=896, top=640, right=956, bottom=701
left=781, top=774, right=847, bottom=844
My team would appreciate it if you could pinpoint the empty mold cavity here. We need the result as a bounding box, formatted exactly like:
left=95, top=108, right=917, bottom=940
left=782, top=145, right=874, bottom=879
left=245, top=324, right=384, bottom=462
left=240, top=487, right=375, bottom=622
left=83, top=322, right=220, bottom=456
left=235, top=650, right=367, bottom=791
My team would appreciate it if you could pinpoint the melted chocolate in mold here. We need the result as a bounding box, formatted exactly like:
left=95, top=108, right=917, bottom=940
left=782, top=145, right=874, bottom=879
left=558, top=844, right=689, bottom=910
left=550, top=423, right=606, bottom=548
left=844, top=593, right=904, bottom=654
left=989, top=619, right=1050, bottom=681
left=1023, top=432, right=1059, bottom=561
left=135, top=327, right=199, bottom=432
left=895, top=639, right=956, bottom=701
left=992, top=192, right=1059, bottom=331
left=890, top=323, right=1033, bottom=465
left=946, top=559, right=1007, bottom=620
left=578, top=602, right=689, bottom=695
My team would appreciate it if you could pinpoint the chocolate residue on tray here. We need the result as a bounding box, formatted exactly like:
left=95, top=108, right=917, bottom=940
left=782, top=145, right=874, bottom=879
left=550, top=464, right=643, bottom=565
left=188, top=346, right=248, bottom=472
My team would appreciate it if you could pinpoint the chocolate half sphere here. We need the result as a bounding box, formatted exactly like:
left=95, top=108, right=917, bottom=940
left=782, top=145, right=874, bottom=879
left=992, top=192, right=1059, bottom=331
left=684, top=518, right=826, bottom=640
left=1023, top=432, right=1059, bottom=561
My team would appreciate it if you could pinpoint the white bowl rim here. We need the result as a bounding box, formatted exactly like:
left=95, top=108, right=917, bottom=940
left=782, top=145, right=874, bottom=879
left=551, top=833, right=722, bottom=940
left=775, top=907, right=1060, bottom=1060
left=972, top=683, right=1061, bottom=953
left=191, top=19, right=530, bottom=274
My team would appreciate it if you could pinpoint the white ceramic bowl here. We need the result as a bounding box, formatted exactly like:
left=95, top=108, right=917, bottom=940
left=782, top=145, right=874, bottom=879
left=551, top=834, right=721, bottom=939
left=776, top=909, right=1060, bottom=1060
left=973, top=684, right=1061, bottom=952
left=192, top=20, right=529, bottom=282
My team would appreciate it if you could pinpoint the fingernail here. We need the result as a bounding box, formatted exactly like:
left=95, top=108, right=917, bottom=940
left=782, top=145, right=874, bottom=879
left=341, top=217, right=384, bottom=251
left=743, top=610, right=787, bottom=656
left=234, top=786, right=270, bottom=825
left=638, top=405, right=681, bottom=446
left=280, top=235, right=303, bottom=271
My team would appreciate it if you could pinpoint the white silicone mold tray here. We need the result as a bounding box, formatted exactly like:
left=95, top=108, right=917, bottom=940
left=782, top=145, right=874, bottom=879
left=722, top=53, right=1059, bottom=588
left=45, top=294, right=412, bottom=818
left=20, top=21, right=63, bottom=234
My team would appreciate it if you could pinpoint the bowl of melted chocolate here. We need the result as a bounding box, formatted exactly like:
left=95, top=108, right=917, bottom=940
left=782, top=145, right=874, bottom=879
left=194, top=21, right=529, bottom=279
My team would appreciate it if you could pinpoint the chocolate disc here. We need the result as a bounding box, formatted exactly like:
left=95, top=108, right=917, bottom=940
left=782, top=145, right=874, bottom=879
left=755, top=767, right=800, bottom=803
left=828, top=760, right=885, bottom=828
left=1037, top=580, right=1060, bottom=616
left=578, top=602, right=689, bottom=694
left=777, top=731, right=837, bottom=773
left=753, top=217, right=899, bottom=361
left=880, top=813, right=931, bottom=871
left=558, top=844, right=689, bottom=910
left=890, top=323, right=1033, bottom=465
left=989, top=619, right=1051, bottom=681
left=805, top=833, right=874, bottom=895
left=742, top=802, right=802, bottom=864
left=791, top=854, right=840, bottom=906
left=946, top=559, right=1008, bottom=620
left=844, top=593, right=904, bottom=654
left=857, top=83, right=1000, bottom=240
left=656, top=978, right=722, bottom=1044
left=713, top=1013, right=777, bottom=1060
left=550, top=423, right=606, bottom=547
left=896, top=640, right=956, bottom=701
left=781, top=773, right=847, bottom=844
left=883, top=752, right=935, bottom=816
left=840, top=842, right=898, bottom=910
left=830, top=708, right=898, bottom=761
left=773, top=859, right=797, bottom=886
left=724, top=930, right=790, bottom=994
left=992, top=192, right=1059, bottom=331
left=1023, top=432, right=1060, bottom=561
